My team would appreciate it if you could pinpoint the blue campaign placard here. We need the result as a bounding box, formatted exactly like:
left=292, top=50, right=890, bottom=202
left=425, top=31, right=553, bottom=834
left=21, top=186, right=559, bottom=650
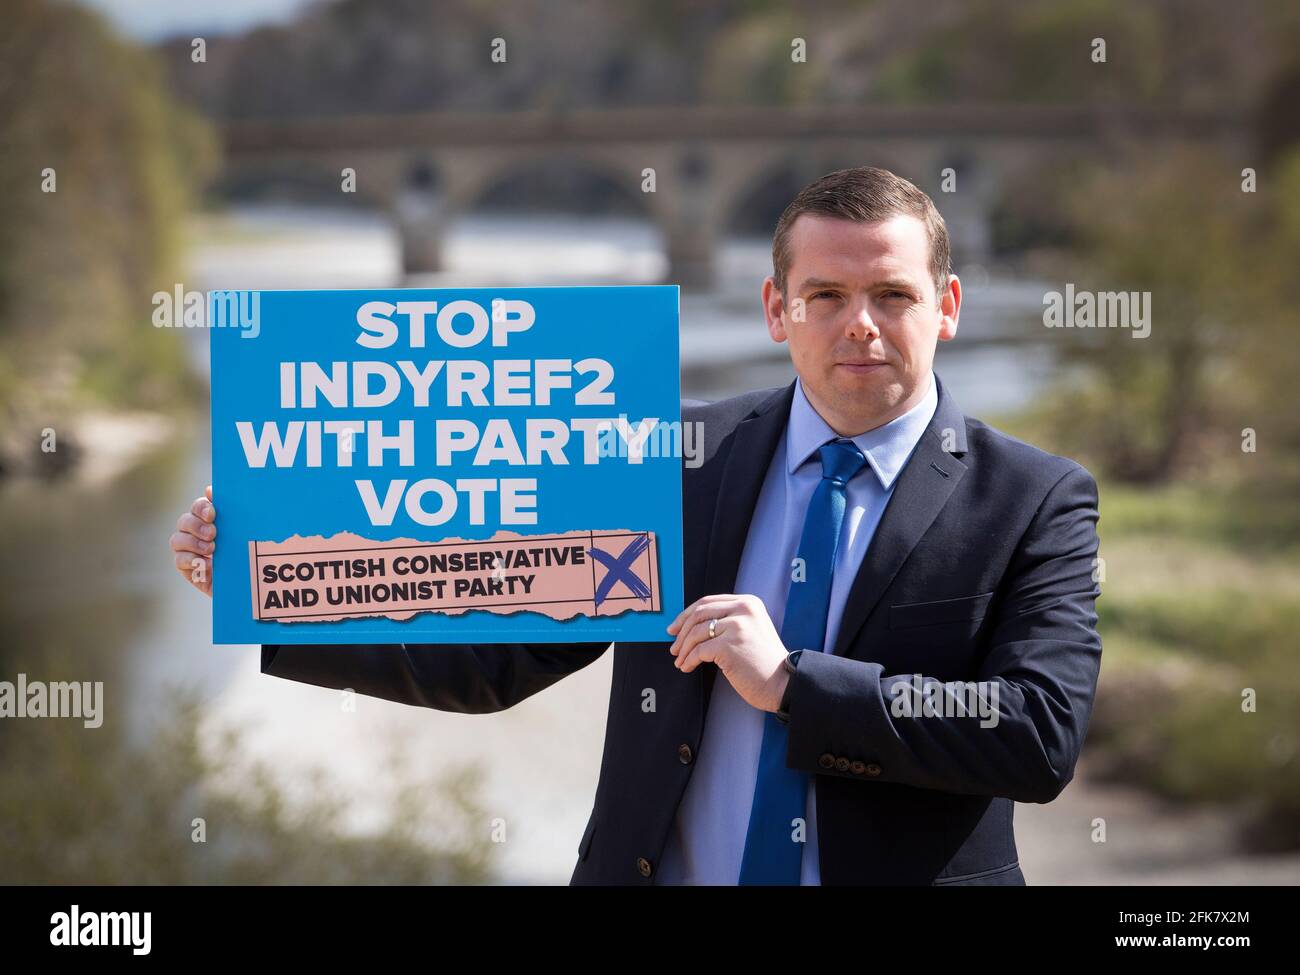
left=210, top=286, right=682, bottom=645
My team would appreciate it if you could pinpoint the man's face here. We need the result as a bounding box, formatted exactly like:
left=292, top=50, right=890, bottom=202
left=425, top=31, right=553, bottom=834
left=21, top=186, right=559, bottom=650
left=762, top=213, right=961, bottom=436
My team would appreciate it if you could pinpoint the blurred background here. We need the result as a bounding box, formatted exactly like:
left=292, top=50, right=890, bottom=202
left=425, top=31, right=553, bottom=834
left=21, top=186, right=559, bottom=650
left=1, top=0, right=1298, bottom=884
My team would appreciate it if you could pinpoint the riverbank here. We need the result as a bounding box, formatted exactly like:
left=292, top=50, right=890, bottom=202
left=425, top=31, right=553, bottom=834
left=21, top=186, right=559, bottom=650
left=0, top=408, right=178, bottom=486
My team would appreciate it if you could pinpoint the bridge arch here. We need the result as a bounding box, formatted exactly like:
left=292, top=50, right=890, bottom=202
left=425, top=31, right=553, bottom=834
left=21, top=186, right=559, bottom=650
left=718, top=146, right=913, bottom=241
left=453, top=149, right=651, bottom=221
left=397, top=147, right=702, bottom=283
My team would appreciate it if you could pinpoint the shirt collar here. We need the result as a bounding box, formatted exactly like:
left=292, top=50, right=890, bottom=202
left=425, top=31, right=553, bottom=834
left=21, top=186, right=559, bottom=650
left=785, top=371, right=939, bottom=490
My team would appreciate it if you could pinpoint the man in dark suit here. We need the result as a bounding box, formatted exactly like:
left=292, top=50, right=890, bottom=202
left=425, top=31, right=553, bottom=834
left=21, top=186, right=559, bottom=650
left=172, top=167, right=1102, bottom=885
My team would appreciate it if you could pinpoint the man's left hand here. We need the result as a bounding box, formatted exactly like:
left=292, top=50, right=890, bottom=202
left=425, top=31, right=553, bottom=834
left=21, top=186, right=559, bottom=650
left=667, top=594, right=789, bottom=713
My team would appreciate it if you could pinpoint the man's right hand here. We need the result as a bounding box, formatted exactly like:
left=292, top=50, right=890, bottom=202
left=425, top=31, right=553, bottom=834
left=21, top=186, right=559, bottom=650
left=171, top=485, right=216, bottom=597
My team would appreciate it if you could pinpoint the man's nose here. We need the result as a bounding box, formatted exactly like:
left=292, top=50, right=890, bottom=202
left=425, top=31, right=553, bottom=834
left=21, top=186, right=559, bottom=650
left=844, top=302, right=879, bottom=340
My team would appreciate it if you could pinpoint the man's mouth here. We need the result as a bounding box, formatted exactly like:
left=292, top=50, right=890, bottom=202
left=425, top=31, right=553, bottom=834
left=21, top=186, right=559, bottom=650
left=836, top=361, right=888, bottom=372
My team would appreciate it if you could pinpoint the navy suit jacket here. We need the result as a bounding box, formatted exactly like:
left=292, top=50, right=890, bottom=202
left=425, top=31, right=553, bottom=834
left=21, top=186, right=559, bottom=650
left=261, top=371, right=1103, bottom=885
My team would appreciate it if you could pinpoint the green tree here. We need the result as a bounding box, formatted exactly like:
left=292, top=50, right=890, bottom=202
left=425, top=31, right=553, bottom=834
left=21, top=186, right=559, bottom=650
left=0, top=0, right=215, bottom=440
left=1030, top=147, right=1300, bottom=491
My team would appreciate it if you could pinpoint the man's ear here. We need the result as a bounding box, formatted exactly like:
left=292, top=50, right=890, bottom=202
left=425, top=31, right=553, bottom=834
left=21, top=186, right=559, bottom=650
left=938, top=274, right=961, bottom=342
left=762, top=276, right=788, bottom=343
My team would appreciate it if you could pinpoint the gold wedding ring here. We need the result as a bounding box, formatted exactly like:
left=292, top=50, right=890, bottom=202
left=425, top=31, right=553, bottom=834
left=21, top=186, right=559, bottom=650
left=708, top=617, right=718, bottom=639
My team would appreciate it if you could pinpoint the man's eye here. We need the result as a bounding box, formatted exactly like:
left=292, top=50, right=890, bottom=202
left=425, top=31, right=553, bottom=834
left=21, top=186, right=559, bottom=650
left=810, top=291, right=838, bottom=300
left=883, top=291, right=911, bottom=300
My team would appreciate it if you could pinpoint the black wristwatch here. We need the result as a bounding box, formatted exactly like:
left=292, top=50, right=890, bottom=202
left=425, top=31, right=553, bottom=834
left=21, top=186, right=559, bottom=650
left=775, top=649, right=804, bottom=724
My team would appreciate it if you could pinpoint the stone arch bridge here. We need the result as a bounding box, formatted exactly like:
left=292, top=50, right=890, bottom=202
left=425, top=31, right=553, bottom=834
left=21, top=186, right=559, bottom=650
left=221, top=105, right=1246, bottom=288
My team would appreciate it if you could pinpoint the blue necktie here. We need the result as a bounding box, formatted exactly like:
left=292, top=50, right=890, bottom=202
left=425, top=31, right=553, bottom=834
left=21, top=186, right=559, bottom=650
left=738, top=437, right=867, bottom=885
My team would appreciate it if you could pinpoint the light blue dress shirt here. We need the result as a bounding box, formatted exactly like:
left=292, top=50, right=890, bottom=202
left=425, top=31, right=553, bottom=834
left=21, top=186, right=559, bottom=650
left=656, top=371, right=939, bottom=885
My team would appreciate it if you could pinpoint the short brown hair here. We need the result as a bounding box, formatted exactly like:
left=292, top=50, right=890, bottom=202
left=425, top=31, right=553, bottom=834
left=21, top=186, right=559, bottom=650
left=772, top=166, right=952, bottom=298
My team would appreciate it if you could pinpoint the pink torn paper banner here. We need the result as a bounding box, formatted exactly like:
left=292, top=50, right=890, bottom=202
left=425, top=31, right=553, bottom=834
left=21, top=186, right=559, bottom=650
left=248, top=529, right=661, bottom=623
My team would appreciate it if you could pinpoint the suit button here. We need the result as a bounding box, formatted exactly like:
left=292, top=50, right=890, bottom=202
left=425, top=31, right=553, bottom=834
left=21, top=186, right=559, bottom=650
left=850, top=761, right=866, bottom=775
left=834, top=757, right=850, bottom=772
left=818, top=753, right=836, bottom=770
left=678, top=743, right=693, bottom=764
left=636, top=857, right=653, bottom=878
left=865, top=763, right=882, bottom=777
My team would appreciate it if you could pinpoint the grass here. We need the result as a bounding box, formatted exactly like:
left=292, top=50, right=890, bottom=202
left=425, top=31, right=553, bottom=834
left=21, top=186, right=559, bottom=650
left=988, top=405, right=1300, bottom=849
left=1084, top=480, right=1300, bottom=850
left=0, top=692, right=495, bottom=884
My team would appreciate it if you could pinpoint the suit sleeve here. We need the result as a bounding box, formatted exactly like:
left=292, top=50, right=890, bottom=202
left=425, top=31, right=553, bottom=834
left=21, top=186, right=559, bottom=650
left=260, top=641, right=609, bottom=714
left=782, top=464, right=1102, bottom=803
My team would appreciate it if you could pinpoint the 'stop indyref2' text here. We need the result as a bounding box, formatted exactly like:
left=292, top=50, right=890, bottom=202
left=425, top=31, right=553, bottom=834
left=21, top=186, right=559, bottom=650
left=232, top=299, right=669, bottom=528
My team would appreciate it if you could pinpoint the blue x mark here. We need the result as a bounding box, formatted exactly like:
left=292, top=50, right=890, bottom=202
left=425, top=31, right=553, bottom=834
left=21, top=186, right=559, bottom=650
left=588, top=534, right=652, bottom=607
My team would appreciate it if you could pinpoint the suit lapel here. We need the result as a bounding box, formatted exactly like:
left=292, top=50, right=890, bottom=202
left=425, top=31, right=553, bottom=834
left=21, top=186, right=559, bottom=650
left=832, top=372, right=970, bottom=655
left=702, top=382, right=795, bottom=597
left=698, top=381, right=795, bottom=710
